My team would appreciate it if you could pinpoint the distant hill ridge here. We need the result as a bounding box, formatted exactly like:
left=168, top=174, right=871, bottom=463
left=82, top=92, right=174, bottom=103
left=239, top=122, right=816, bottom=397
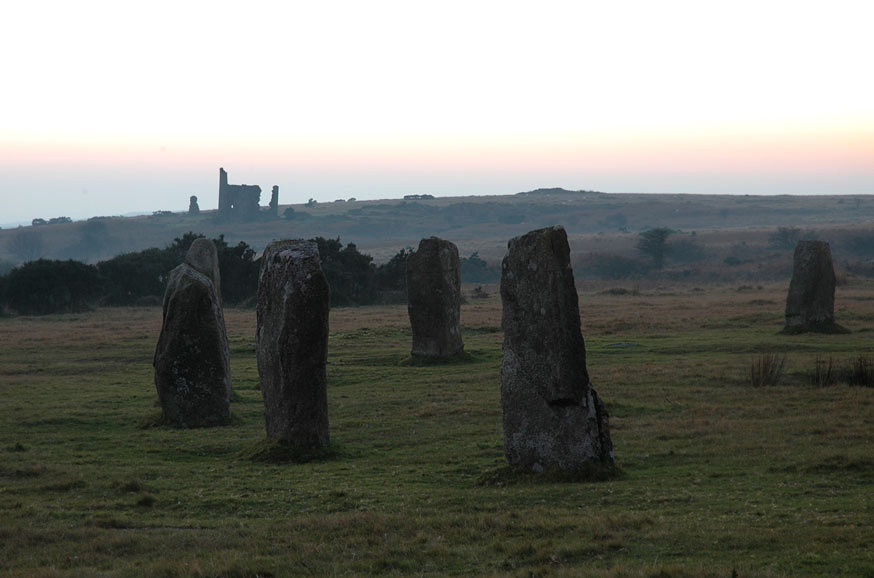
left=516, top=187, right=603, bottom=196
left=2, top=189, right=873, bottom=267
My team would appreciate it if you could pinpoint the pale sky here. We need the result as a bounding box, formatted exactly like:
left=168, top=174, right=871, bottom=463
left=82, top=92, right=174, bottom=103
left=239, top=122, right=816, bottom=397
left=1, top=0, right=872, bottom=225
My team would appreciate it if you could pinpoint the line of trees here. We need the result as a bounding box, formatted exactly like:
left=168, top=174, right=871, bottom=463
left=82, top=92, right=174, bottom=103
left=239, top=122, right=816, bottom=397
left=0, top=233, right=260, bottom=315
left=0, top=234, right=501, bottom=316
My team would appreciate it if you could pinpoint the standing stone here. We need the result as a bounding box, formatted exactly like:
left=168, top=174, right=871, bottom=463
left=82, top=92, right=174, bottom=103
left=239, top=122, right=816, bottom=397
left=185, top=238, right=222, bottom=303
left=784, top=240, right=845, bottom=333
left=256, top=240, right=330, bottom=448
left=406, top=237, right=464, bottom=359
left=153, top=239, right=231, bottom=427
left=500, top=226, right=613, bottom=471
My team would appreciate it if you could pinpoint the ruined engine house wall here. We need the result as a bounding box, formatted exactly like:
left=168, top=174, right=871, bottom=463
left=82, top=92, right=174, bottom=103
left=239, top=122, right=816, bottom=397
left=218, top=168, right=262, bottom=220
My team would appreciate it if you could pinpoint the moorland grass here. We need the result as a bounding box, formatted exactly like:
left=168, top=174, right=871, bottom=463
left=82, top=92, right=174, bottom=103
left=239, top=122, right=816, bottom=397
left=1, top=282, right=874, bottom=576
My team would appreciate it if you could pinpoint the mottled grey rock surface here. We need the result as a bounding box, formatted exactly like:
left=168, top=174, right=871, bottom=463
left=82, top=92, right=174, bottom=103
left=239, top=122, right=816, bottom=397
left=784, top=240, right=844, bottom=333
left=185, top=237, right=221, bottom=302
left=256, top=240, right=330, bottom=448
left=153, top=240, right=231, bottom=427
left=406, top=237, right=464, bottom=359
left=500, top=226, right=613, bottom=471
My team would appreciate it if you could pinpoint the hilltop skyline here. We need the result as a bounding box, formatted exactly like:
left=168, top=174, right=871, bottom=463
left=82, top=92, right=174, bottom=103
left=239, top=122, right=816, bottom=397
left=2, top=0, right=872, bottom=225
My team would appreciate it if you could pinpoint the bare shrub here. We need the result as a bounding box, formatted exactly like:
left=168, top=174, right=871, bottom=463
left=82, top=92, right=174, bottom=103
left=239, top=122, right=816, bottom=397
left=750, top=353, right=786, bottom=387
left=810, top=356, right=836, bottom=387
left=846, top=355, right=874, bottom=387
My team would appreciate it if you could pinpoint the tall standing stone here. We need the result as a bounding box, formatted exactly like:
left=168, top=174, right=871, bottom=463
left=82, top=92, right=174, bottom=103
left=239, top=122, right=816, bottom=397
left=500, top=226, right=613, bottom=471
left=153, top=239, right=231, bottom=427
left=185, top=238, right=222, bottom=303
left=406, top=237, right=464, bottom=359
left=256, top=240, right=330, bottom=448
left=784, top=240, right=845, bottom=333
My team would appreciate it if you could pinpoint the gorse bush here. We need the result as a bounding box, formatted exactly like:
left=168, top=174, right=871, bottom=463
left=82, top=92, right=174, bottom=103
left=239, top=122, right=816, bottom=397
left=2, top=259, right=101, bottom=315
left=2, top=232, right=496, bottom=314
left=314, top=237, right=409, bottom=306
left=97, top=232, right=259, bottom=306
left=460, top=251, right=500, bottom=283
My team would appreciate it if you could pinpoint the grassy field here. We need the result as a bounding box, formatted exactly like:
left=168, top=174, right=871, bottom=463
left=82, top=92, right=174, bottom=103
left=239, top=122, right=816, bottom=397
left=2, top=281, right=874, bottom=577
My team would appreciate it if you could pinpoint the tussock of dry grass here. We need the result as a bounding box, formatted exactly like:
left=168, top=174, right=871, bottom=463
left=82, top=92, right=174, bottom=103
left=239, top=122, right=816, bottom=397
left=749, top=352, right=787, bottom=387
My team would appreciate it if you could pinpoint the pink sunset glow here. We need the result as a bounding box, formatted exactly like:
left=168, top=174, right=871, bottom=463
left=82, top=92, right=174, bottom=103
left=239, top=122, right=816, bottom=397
left=1, top=1, right=872, bottom=224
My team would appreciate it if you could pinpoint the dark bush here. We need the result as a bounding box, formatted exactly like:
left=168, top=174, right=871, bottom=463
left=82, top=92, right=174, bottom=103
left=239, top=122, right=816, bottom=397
left=98, top=247, right=179, bottom=305
left=96, top=231, right=196, bottom=307
left=460, top=252, right=500, bottom=283
left=2, top=259, right=101, bottom=315
left=375, top=248, right=410, bottom=296
left=636, top=227, right=673, bottom=269
left=2, top=231, right=410, bottom=313
left=98, top=232, right=259, bottom=306
left=312, top=238, right=422, bottom=306
left=213, top=235, right=259, bottom=305
left=314, top=237, right=378, bottom=306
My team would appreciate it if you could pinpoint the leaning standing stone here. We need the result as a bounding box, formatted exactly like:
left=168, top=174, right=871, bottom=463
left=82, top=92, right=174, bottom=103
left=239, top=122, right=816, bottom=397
left=153, top=239, right=231, bottom=427
left=406, top=237, right=464, bottom=359
left=500, top=226, right=613, bottom=471
left=185, top=237, right=222, bottom=303
left=256, top=240, right=330, bottom=448
left=784, top=240, right=845, bottom=333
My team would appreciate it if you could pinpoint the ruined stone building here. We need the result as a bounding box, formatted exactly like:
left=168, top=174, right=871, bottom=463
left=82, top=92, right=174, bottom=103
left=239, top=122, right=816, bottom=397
left=218, top=168, right=262, bottom=220
left=269, top=186, right=279, bottom=216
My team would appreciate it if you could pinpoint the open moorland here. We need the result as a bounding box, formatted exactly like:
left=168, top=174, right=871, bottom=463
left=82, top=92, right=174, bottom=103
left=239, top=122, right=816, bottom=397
left=2, top=280, right=874, bottom=577
left=3, top=190, right=874, bottom=270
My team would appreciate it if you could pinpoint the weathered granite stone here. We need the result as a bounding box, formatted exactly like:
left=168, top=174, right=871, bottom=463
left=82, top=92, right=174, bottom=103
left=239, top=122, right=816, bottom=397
left=784, top=240, right=845, bottom=333
left=500, top=226, right=613, bottom=471
left=406, top=237, right=464, bottom=359
left=256, top=240, right=330, bottom=448
left=185, top=237, right=222, bottom=302
left=153, top=240, right=231, bottom=427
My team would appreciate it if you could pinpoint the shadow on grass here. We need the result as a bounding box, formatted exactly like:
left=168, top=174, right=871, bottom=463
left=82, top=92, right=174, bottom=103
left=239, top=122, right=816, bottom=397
left=137, top=411, right=242, bottom=430
left=476, top=461, right=623, bottom=486
left=242, top=439, right=348, bottom=464
left=400, top=351, right=474, bottom=366
left=780, top=322, right=850, bottom=335
left=771, top=454, right=874, bottom=477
